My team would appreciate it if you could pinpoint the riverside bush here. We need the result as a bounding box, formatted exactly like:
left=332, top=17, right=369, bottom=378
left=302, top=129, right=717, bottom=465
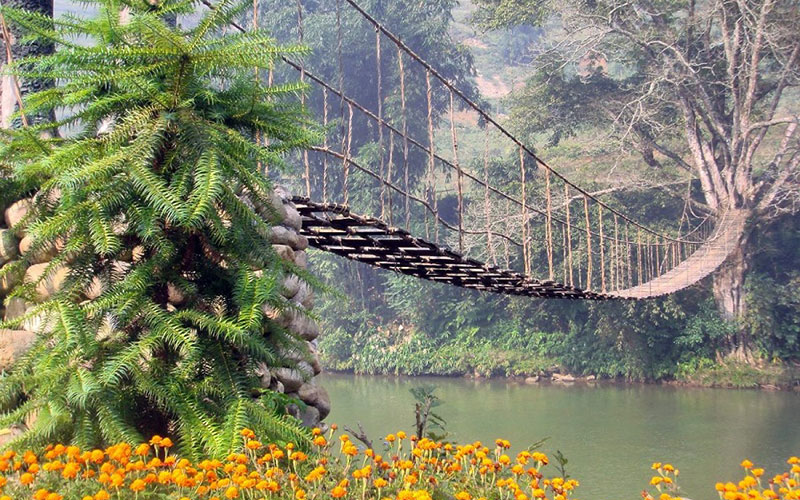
left=0, top=428, right=796, bottom=500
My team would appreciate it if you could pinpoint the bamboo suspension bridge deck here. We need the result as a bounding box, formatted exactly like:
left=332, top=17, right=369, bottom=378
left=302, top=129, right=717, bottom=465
left=295, top=199, right=748, bottom=300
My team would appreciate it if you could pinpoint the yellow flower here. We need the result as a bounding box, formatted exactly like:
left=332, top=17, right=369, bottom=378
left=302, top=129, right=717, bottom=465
left=374, top=478, right=388, bottom=489
left=455, top=491, right=471, bottom=500
left=397, top=431, right=407, bottom=439
left=130, top=479, right=146, bottom=492
left=224, top=486, right=239, bottom=499
left=741, top=460, right=754, bottom=469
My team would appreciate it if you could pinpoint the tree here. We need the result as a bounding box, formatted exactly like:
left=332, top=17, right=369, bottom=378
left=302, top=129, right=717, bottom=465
left=0, top=0, right=313, bottom=454
left=473, top=0, right=800, bottom=361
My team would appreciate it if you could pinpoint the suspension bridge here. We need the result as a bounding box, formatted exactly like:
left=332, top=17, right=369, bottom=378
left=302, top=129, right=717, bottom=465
left=228, top=0, right=747, bottom=300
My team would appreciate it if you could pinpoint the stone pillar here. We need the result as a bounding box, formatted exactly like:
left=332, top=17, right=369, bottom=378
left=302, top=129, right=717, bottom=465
left=263, top=187, right=330, bottom=429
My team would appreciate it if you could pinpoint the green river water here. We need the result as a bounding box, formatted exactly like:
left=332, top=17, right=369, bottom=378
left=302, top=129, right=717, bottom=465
left=320, top=373, right=800, bottom=500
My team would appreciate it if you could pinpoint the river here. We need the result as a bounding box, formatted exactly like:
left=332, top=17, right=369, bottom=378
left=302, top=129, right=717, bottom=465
left=320, top=373, right=800, bottom=500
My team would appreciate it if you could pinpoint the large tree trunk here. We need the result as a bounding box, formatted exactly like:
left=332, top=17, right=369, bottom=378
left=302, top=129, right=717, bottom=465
left=712, top=227, right=756, bottom=363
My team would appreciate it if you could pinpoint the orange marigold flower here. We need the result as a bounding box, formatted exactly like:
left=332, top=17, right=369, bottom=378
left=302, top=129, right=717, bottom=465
left=385, top=434, right=396, bottom=443
left=130, top=479, right=146, bottom=492
left=396, top=431, right=407, bottom=440
left=62, top=462, right=81, bottom=480
left=225, top=486, right=239, bottom=499
left=246, top=441, right=262, bottom=450
left=313, top=436, right=327, bottom=447
left=374, top=478, right=388, bottom=489
left=20, top=472, right=35, bottom=485
left=46, top=493, right=62, bottom=500
left=455, top=491, right=471, bottom=500
left=149, top=436, right=162, bottom=446
left=94, top=490, right=110, bottom=500
left=741, top=460, right=754, bottom=469
left=331, top=486, right=347, bottom=498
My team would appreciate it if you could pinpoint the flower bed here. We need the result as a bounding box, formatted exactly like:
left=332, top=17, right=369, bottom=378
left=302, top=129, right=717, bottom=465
left=0, top=428, right=796, bottom=500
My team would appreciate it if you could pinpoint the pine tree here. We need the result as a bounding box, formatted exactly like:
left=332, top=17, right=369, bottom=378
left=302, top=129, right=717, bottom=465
left=0, top=0, right=316, bottom=456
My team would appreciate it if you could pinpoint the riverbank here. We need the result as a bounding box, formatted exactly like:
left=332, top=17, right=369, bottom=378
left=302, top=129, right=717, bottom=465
left=320, top=354, right=800, bottom=391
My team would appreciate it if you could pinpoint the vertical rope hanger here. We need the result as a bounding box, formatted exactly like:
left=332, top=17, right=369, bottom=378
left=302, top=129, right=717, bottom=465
left=520, top=147, right=530, bottom=275
left=322, top=88, right=329, bottom=203
left=397, top=47, right=411, bottom=231
left=296, top=0, right=311, bottom=198
left=625, top=223, right=632, bottom=288
left=375, top=27, right=386, bottom=220
left=598, top=204, right=606, bottom=293
left=565, top=184, right=573, bottom=287
left=614, top=214, right=620, bottom=291
left=504, top=199, right=511, bottom=269
left=343, top=103, right=353, bottom=205
left=583, top=194, right=593, bottom=290
left=425, top=70, right=439, bottom=243
left=386, top=124, right=395, bottom=225
left=637, top=228, right=643, bottom=286
left=484, top=130, right=496, bottom=266
left=544, top=168, right=554, bottom=281
left=448, top=91, right=465, bottom=253
left=335, top=0, right=347, bottom=206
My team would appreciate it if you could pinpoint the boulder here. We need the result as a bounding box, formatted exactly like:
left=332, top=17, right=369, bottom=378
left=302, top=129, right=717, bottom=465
left=0, top=230, right=19, bottom=264
left=0, top=263, right=24, bottom=294
left=267, top=191, right=289, bottom=222
left=0, top=329, right=36, bottom=371
left=25, top=263, right=69, bottom=301
left=299, top=404, right=321, bottom=428
left=298, top=383, right=331, bottom=420
left=293, top=234, right=309, bottom=251
left=4, top=199, right=32, bottom=235
left=281, top=275, right=302, bottom=299
left=272, top=245, right=295, bottom=263
left=269, top=379, right=285, bottom=394
left=296, top=361, right=315, bottom=379
left=552, top=373, right=576, bottom=383
left=283, top=205, right=302, bottom=231
left=291, top=315, right=320, bottom=341
left=293, top=282, right=314, bottom=310
left=269, top=226, right=295, bottom=247
left=273, top=186, right=292, bottom=203
left=255, top=362, right=271, bottom=388
left=83, top=277, right=105, bottom=301
left=18, top=235, right=60, bottom=264
left=274, top=367, right=304, bottom=393
left=294, top=251, right=308, bottom=270
left=167, top=283, right=186, bottom=306
left=4, top=297, right=28, bottom=321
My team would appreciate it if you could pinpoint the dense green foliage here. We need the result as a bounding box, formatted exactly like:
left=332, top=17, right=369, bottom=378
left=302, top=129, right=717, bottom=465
left=0, top=0, right=316, bottom=455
